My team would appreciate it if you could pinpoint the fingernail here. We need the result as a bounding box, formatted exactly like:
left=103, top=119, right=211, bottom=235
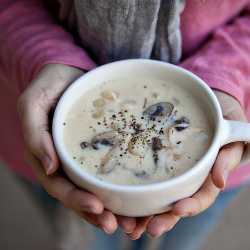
left=42, top=155, right=52, bottom=175
left=149, top=226, right=170, bottom=238
left=123, top=229, right=134, bottom=234
left=147, top=233, right=160, bottom=238
left=129, top=235, right=141, bottom=240
left=101, top=226, right=114, bottom=235
left=83, top=205, right=101, bottom=214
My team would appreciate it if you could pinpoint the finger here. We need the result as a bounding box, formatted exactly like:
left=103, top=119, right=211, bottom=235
left=172, top=174, right=220, bottom=217
left=211, top=142, right=244, bottom=189
left=42, top=173, right=103, bottom=214
left=146, top=213, right=180, bottom=238
left=26, top=152, right=104, bottom=214
left=78, top=210, right=118, bottom=234
left=116, top=216, right=137, bottom=233
left=127, top=216, right=152, bottom=240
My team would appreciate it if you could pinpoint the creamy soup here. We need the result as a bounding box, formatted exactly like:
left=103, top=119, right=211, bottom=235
left=63, top=78, right=213, bottom=185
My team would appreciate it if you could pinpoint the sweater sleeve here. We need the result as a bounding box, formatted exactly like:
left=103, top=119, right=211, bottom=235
left=180, top=7, right=250, bottom=111
left=0, top=0, right=96, bottom=91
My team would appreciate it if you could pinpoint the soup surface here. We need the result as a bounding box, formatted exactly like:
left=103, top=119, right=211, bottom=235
left=63, top=78, right=213, bottom=185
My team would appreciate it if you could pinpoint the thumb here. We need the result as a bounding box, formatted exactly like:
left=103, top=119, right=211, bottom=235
left=211, top=141, right=244, bottom=189
left=18, top=94, right=59, bottom=175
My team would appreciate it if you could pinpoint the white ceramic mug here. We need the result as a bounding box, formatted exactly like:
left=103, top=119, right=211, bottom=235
left=52, top=59, right=250, bottom=216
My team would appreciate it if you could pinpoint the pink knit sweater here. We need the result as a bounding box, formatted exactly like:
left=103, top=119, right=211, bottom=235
left=1, top=0, right=250, bottom=188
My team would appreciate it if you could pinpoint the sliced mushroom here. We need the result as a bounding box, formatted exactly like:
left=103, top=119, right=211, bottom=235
left=143, top=102, right=174, bottom=119
left=92, top=131, right=119, bottom=150
left=99, top=132, right=132, bottom=173
left=151, top=137, right=163, bottom=166
left=173, top=117, right=190, bottom=131
left=152, top=137, right=163, bottom=151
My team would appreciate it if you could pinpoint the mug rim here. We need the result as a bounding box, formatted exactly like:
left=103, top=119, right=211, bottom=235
left=52, top=59, right=223, bottom=193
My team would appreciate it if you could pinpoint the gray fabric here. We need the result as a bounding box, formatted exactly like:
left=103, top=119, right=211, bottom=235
left=58, top=0, right=185, bottom=64
left=152, top=0, right=185, bottom=63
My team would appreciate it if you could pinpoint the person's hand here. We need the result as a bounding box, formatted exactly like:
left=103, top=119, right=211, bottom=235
left=17, top=64, right=136, bottom=234
left=127, top=90, right=247, bottom=239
